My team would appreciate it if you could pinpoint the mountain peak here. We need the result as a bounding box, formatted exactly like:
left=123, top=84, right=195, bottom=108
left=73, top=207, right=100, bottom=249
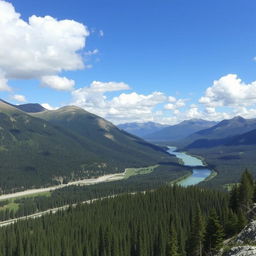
left=231, top=116, right=246, bottom=122
left=58, top=105, right=86, bottom=113
left=0, top=99, right=45, bottom=113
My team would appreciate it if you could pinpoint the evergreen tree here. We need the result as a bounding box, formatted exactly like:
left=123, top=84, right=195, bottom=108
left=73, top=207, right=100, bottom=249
left=236, top=209, right=248, bottom=232
left=229, top=185, right=239, bottom=213
left=225, top=210, right=238, bottom=237
left=204, top=210, right=224, bottom=255
left=188, top=204, right=205, bottom=256
left=168, top=223, right=181, bottom=256
left=239, top=169, right=254, bottom=210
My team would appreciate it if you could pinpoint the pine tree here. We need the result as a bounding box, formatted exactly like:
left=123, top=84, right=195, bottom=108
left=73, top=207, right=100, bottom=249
left=239, top=169, right=254, bottom=210
left=168, top=223, right=181, bottom=256
left=229, top=185, right=239, bottom=213
left=204, top=210, right=224, bottom=255
left=225, top=210, right=238, bottom=237
left=236, top=209, right=248, bottom=232
left=188, top=204, right=205, bottom=256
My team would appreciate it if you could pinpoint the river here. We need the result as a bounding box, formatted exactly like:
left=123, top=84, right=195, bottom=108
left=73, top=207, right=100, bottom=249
left=167, top=146, right=212, bottom=186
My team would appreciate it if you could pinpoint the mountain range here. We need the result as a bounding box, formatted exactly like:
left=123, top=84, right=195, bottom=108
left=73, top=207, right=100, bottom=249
left=0, top=100, right=173, bottom=193
left=117, top=122, right=168, bottom=137
left=182, top=116, right=256, bottom=149
left=143, top=119, right=217, bottom=142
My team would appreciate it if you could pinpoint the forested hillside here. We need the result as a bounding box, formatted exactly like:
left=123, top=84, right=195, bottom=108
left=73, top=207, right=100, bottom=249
left=0, top=101, right=175, bottom=193
left=0, top=170, right=254, bottom=256
left=0, top=186, right=229, bottom=256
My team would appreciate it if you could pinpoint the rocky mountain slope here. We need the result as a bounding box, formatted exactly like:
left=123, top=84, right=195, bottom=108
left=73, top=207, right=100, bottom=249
left=217, top=220, right=256, bottom=256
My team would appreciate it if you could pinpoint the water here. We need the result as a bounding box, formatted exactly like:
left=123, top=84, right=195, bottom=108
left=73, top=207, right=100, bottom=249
left=167, top=146, right=212, bottom=186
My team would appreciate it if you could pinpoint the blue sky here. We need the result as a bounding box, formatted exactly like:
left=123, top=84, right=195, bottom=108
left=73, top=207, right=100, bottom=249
left=1, top=0, right=256, bottom=124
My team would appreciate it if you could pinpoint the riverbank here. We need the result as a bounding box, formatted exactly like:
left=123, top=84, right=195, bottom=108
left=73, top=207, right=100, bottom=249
left=167, top=146, right=214, bottom=186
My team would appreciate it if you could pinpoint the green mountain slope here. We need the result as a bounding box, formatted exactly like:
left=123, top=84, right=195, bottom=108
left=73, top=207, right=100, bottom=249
left=0, top=102, right=174, bottom=192
left=33, top=106, right=172, bottom=166
left=179, top=116, right=256, bottom=147
left=0, top=99, right=46, bottom=113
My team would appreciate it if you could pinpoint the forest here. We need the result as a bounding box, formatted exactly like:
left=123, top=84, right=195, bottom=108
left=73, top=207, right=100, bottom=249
left=0, top=164, right=190, bottom=221
left=0, top=170, right=254, bottom=256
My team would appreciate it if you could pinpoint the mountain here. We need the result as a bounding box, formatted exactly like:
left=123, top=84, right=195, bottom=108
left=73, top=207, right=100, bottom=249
left=186, top=127, right=256, bottom=149
left=144, top=119, right=217, bottom=142
left=0, top=102, right=173, bottom=192
left=0, top=99, right=45, bottom=113
left=182, top=116, right=256, bottom=148
left=16, top=103, right=46, bottom=113
left=32, top=106, right=170, bottom=164
left=117, top=122, right=168, bottom=137
left=181, top=117, right=256, bottom=188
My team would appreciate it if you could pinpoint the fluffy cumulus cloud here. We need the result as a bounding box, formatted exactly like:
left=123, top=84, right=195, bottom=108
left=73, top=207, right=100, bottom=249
left=195, top=74, right=256, bottom=120
left=12, top=94, right=27, bottom=103
left=199, top=74, right=256, bottom=107
left=71, top=81, right=189, bottom=124
left=164, top=97, right=186, bottom=111
left=41, top=76, right=75, bottom=91
left=0, top=0, right=89, bottom=90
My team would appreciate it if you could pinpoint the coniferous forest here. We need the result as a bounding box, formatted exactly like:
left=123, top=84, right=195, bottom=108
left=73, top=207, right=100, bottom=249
left=0, top=170, right=254, bottom=256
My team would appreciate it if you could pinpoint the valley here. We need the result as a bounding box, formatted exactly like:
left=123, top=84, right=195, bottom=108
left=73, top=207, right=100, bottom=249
left=0, top=99, right=255, bottom=256
left=167, top=147, right=213, bottom=186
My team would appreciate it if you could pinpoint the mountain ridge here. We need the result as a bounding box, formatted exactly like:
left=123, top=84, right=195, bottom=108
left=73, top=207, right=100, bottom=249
left=144, top=119, right=217, bottom=142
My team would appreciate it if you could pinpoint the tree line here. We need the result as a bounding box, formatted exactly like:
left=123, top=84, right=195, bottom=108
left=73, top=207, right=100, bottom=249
left=0, top=170, right=254, bottom=255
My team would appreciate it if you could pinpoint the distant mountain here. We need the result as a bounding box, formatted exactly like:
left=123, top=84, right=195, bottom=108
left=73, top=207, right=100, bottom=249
left=117, top=122, right=168, bottom=137
left=144, top=119, right=217, bottom=142
left=182, top=116, right=256, bottom=148
left=187, top=127, right=256, bottom=149
left=0, top=99, right=45, bottom=113
left=0, top=101, right=173, bottom=192
left=16, top=103, right=46, bottom=113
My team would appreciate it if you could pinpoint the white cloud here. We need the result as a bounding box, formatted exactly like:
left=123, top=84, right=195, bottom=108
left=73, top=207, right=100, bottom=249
left=0, top=0, right=89, bottom=89
left=41, top=103, right=57, bottom=110
left=90, top=81, right=131, bottom=92
left=0, top=71, right=11, bottom=91
left=111, top=92, right=166, bottom=107
left=71, top=81, right=171, bottom=123
left=12, top=94, right=27, bottom=103
left=164, top=98, right=186, bottom=110
left=85, top=49, right=99, bottom=56
left=199, top=74, right=256, bottom=107
left=168, top=96, right=177, bottom=103
left=41, top=76, right=75, bottom=91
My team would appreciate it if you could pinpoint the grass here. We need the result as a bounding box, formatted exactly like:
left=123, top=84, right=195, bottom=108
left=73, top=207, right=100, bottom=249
left=124, top=165, right=159, bottom=179
left=17, top=191, right=52, bottom=199
left=0, top=202, right=19, bottom=212
left=0, top=191, right=52, bottom=213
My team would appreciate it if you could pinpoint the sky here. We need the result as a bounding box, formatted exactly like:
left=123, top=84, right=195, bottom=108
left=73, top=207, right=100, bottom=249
left=1, top=0, right=256, bottom=124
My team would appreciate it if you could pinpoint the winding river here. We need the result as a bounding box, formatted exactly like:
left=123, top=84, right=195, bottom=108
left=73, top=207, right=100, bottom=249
left=167, top=146, right=212, bottom=186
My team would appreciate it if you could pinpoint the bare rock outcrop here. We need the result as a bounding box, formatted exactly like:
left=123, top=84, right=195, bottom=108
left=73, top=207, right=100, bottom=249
left=234, top=220, right=256, bottom=244
left=221, top=246, right=256, bottom=256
